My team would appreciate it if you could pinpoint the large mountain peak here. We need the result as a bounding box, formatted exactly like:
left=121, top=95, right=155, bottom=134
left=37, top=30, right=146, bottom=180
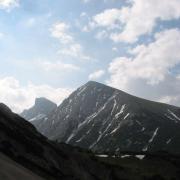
left=29, top=82, right=180, bottom=154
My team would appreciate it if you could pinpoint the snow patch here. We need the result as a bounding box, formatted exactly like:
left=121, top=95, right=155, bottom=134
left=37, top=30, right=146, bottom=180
left=168, top=109, right=180, bottom=122
left=29, top=114, right=46, bottom=122
left=141, top=127, right=145, bottom=132
left=96, top=154, right=108, bottom=158
left=142, top=146, right=148, bottom=152
left=66, top=133, right=75, bottom=143
left=115, top=104, right=126, bottom=119
left=135, top=155, right=145, bottom=160
left=149, top=128, right=159, bottom=143
left=111, top=99, right=117, bottom=115
left=77, top=86, right=87, bottom=96
left=124, top=113, right=130, bottom=120
left=121, top=155, right=131, bottom=158
left=166, top=138, right=172, bottom=144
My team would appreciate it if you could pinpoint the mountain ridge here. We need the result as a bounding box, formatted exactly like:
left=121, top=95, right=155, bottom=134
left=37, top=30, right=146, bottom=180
left=85, top=81, right=180, bottom=108
left=24, top=81, right=180, bottom=153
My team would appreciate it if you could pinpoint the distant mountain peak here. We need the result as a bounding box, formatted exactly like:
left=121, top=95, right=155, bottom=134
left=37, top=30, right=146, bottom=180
left=20, top=97, right=57, bottom=121
left=35, top=97, right=55, bottom=106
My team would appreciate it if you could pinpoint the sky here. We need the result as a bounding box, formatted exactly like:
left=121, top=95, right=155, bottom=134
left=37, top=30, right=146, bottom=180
left=0, top=0, right=180, bottom=112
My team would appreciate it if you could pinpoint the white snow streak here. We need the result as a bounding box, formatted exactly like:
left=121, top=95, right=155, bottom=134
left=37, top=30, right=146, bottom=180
left=66, top=133, right=75, bottom=143
left=121, top=155, right=131, bottom=158
left=166, top=138, right=172, bottom=144
left=149, top=128, right=159, bottom=143
left=29, top=114, right=46, bottom=122
left=115, top=104, right=126, bottom=119
left=96, top=154, right=108, bottom=158
left=77, top=86, right=87, bottom=96
left=168, top=109, right=180, bottom=121
left=124, top=113, right=130, bottom=120
left=111, top=99, right=117, bottom=115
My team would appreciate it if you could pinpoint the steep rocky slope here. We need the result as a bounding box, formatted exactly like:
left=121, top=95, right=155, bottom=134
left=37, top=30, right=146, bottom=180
left=30, top=81, right=180, bottom=154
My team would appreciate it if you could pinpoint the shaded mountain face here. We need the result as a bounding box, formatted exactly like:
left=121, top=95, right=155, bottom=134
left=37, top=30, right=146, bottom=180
left=1, top=103, right=180, bottom=180
left=0, top=152, right=44, bottom=180
left=0, top=103, right=122, bottom=180
left=21, top=97, right=57, bottom=122
left=32, top=81, right=180, bottom=154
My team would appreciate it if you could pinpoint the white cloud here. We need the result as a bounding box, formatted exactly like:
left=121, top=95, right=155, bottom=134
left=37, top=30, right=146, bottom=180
left=108, top=28, right=180, bottom=106
left=81, top=0, right=117, bottom=4
left=159, top=95, right=180, bottom=106
left=24, top=18, right=36, bottom=27
left=0, top=76, right=73, bottom=113
left=80, top=12, right=87, bottom=17
left=112, top=47, right=118, bottom=52
left=0, top=32, right=4, bottom=39
left=0, top=0, right=19, bottom=11
left=89, top=70, right=105, bottom=80
left=81, top=0, right=91, bottom=3
left=42, top=61, right=80, bottom=72
left=50, top=21, right=91, bottom=61
left=87, top=0, right=180, bottom=43
left=58, top=43, right=91, bottom=60
left=92, top=9, right=122, bottom=29
left=50, top=22, right=73, bottom=44
left=111, top=0, right=180, bottom=43
left=95, top=30, right=108, bottom=40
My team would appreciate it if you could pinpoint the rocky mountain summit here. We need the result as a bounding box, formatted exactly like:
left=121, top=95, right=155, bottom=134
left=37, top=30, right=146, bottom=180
left=28, top=81, right=180, bottom=154
left=21, top=97, right=57, bottom=122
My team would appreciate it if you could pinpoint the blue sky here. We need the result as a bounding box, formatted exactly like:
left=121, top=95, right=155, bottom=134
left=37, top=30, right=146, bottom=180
left=0, top=0, right=124, bottom=87
left=0, top=0, right=180, bottom=112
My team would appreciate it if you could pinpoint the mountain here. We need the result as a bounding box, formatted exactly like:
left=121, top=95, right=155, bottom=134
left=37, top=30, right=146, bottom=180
left=21, top=97, right=57, bottom=122
left=31, top=81, right=180, bottom=154
left=0, top=102, right=120, bottom=179
left=1, top=102, right=180, bottom=180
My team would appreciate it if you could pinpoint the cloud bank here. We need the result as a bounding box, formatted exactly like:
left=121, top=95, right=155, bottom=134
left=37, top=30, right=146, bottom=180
left=0, top=76, right=72, bottom=113
left=0, top=0, right=19, bottom=11
left=86, top=0, right=180, bottom=43
left=108, top=28, right=180, bottom=106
